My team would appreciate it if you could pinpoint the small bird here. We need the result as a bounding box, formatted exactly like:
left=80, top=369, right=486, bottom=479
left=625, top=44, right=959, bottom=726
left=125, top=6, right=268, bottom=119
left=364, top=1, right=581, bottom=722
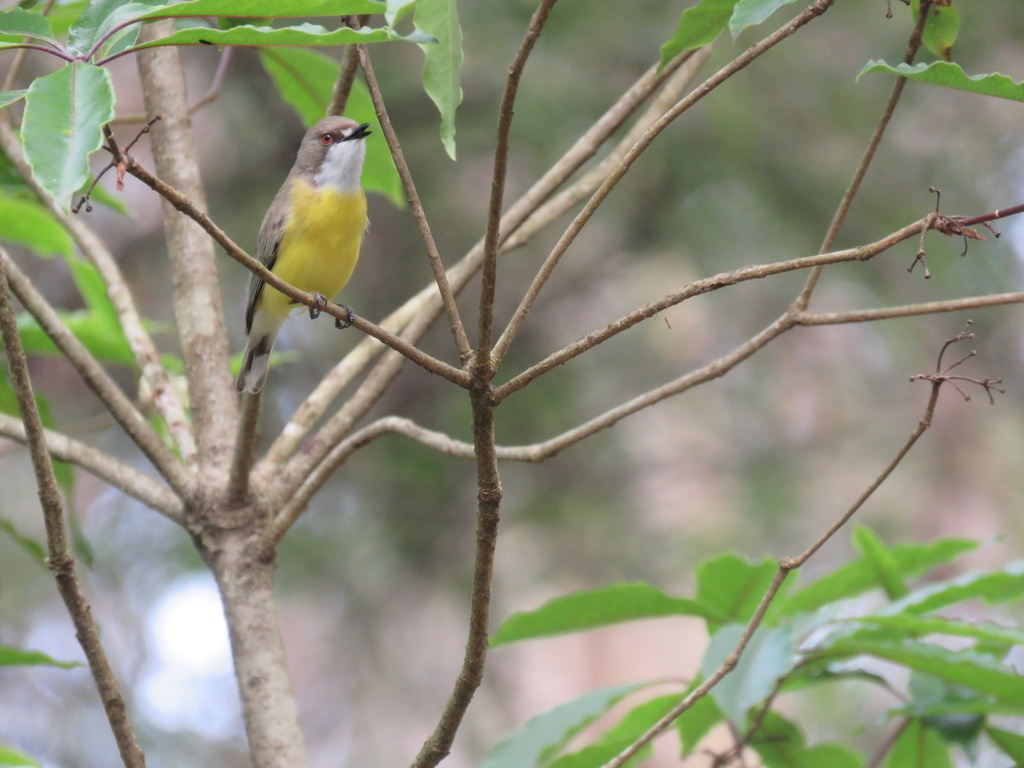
left=235, top=116, right=372, bottom=394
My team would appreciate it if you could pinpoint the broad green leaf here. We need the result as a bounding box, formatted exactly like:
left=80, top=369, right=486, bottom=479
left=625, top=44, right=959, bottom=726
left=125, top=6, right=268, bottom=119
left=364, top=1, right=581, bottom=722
left=882, top=560, right=1024, bottom=615
left=695, top=553, right=778, bottom=629
left=0, top=91, right=27, bottom=110
left=491, top=583, right=715, bottom=647
left=22, top=63, right=114, bottom=209
left=548, top=693, right=684, bottom=768
left=0, top=7, right=56, bottom=43
left=0, top=517, right=47, bottom=566
left=0, top=192, right=73, bottom=257
left=479, top=682, right=644, bottom=768
left=133, top=22, right=425, bottom=50
left=821, top=639, right=1024, bottom=707
left=0, top=743, right=39, bottom=768
left=884, top=719, right=954, bottom=768
left=854, top=525, right=907, bottom=599
left=751, top=712, right=862, bottom=768
left=701, top=623, right=798, bottom=725
left=677, top=683, right=724, bottom=756
left=660, top=0, right=738, bottom=69
left=860, top=61, right=1024, bottom=103
left=415, top=0, right=461, bottom=159
left=0, top=645, right=78, bottom=668
left=729, top=0, right=799, bottom=37
left=776, top=536, right=977, bottom=615
left=911, top=0, right=958, bottom=62
left=88, top=2, right=157, bottom=59
left=985, top=726, right=1024, bottom=763
left=137, top=0, right=385, bottom=18
left=258, top=47, right=403, bottom=205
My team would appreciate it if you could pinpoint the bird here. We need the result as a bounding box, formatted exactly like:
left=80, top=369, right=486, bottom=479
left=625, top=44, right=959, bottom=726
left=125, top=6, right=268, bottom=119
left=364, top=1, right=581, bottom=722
left=235, top=116, right=372, bottom=394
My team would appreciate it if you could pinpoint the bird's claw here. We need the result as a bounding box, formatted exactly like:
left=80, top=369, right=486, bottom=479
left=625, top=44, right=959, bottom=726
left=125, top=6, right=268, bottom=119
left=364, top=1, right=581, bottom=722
left=335, top=305, right=355, bottom=329
left=308, top=292, right=327, bottom=320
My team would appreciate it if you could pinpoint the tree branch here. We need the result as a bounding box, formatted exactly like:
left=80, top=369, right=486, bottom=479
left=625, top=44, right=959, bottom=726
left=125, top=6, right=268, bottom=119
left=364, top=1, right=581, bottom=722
left=495, top=217, right=928, bottom=401
left=478, top=0, right=560, bottom=364
left=0, top=413, right=184, bottom=521
left=136, top=21, right=239, bottom=467
left=0, top=254, right=148, bottom=768
left=1, top=249, right=193, bottom=499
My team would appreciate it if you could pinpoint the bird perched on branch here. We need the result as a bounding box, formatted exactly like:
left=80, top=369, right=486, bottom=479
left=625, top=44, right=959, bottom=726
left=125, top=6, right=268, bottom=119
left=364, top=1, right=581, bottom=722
left=236, top=116, right=372, bottom=394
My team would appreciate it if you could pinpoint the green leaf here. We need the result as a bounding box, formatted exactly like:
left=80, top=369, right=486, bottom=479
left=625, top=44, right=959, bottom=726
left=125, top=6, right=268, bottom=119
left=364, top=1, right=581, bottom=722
left=859, top=61, right=1024, bottom=103
left=985, top=726, right=1024, bottom=763
left=0, top=645, right=78, bottom=668
left=491, top=582, right=715, bottom=647
left=258, top=47, right=403, bottom=205
left=0, top=7, right=56, bottom=43
left=701, top=623, right=798, bottom=725
left=729, top=0, right=799, bottom=37
left=137, top=0, right=385, bottom=18
left=854, top=525, right=907, bottom=599
left=660, top=0, right=738, bottom=69
left=479, top=682, right=644, bottom=768
left=415, top=0, right=461, bottom=159
left=0, top=743, right=40, bottom=768
left=695, top=553, right=779, bottom=629
left=911, top=0, right=958, bottom=62
left=133, top=22, right=424, bottom=50
left=677, top=683, right=724, bottom=756
left=751, top=712, right=863, bottom=768
left=0, top=517, right=47, bottom=566
left=883, top=560, right=1024, bottom=615
left=22, top=63, right=114, bottom=210
left=821, top=639, right=1024, bottom=708
left=0, top=192, right=73, bottom=257
left=884, top=719, right=954, bottom=768
left=0, top=90, right=27, bottom=110
left=776, top=535, right=977, bottom=616
left=548, top=693, right=685, bottom=768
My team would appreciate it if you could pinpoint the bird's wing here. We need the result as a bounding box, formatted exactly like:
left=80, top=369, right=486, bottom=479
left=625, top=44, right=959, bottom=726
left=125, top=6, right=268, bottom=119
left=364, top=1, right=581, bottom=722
left=244, top=181, right=291, bottom=334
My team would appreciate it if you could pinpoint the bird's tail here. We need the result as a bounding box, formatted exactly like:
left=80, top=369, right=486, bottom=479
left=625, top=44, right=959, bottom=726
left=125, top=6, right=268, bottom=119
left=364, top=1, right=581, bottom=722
left=236, top=331, right=277, bottom=394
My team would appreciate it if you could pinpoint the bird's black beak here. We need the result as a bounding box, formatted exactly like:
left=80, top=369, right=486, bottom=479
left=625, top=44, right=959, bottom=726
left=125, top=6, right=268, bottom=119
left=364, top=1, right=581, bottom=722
left=348, top=123, right=373, bottom=141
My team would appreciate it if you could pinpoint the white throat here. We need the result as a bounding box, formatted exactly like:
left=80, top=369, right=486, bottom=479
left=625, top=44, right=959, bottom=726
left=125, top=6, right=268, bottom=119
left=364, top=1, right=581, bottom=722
left=314, top=140, right=366, bottom=193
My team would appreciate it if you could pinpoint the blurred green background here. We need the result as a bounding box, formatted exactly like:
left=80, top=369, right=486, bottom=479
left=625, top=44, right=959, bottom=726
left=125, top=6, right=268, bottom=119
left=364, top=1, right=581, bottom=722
left=1, top=1, right=1023, bottom=767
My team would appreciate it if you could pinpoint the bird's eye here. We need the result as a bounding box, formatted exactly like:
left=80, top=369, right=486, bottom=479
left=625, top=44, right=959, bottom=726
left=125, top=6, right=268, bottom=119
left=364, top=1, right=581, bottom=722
left=321, top=134, right=334, bottom=145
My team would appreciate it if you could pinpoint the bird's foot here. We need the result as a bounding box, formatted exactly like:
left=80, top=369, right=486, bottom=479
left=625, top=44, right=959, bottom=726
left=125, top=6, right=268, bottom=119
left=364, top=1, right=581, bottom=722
left=335, top=304, right=355, bottom=329
left=308, top=292, right=327, bottom=319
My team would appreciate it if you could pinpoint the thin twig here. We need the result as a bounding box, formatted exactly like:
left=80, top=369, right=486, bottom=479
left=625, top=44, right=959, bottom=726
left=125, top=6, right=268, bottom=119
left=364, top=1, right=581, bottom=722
left=793, top=0, right=933, bottom=309
left=478, top=0, right=560, bottom=365
left=1, top=249, right=193, bottom=499
left=113, top=48, right=232, bottom=124
left=794, top=292, right=1024, bottom=325
left=0, top=256, right=148, bottom=768
left=358, top=45, right=472, bottom=361
left=0, top=413, right=183, bottom=521
left=329, top=16, right=368, bottom=115
left=495, top=217, right=929, bottom=401
left=492, top=0, right=838, bottom=367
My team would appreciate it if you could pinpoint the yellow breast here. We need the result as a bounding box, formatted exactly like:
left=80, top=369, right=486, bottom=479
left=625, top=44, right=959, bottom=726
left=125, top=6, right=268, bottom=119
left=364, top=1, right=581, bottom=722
left=260, top=178, right=367, bottom=319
